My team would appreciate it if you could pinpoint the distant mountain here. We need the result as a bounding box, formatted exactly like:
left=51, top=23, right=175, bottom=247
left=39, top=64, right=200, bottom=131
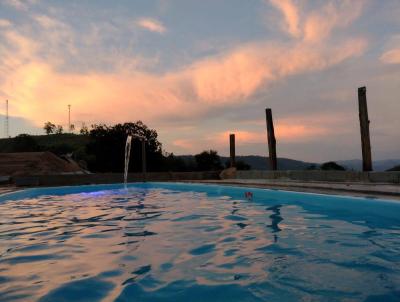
left=177, top=155, right=400, bottom=171
left=177, top=155, right=316, bottom=171
left=337, top=159, right=400, bottom=172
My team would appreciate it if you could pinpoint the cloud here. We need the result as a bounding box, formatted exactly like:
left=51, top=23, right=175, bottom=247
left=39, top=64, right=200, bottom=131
left=303, top=0, right=364, bottom=43
left=0, top=30, right=366, bottom=129
left=269, top=0, right=365, bottom=43
left=171, top=120, right=329, bottom=153
left=0, top=19, right=12, bottom=28
left=379, top=35, right=400, bottom=65
left=269, top=0, right=301, bottom=38
left=189, top=38, right=366, bottom=104
left=136, top=18, right=166, bottom=34
left=3, top=0, right=36, bottom=10
left=0, top=1, right=367, bottom=145
left=380, top=48, right=400, bottom=64
left=34, top=15, right=61, bottom=28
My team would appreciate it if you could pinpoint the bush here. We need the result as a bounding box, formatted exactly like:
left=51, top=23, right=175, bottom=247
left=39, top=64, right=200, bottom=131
left=194, top=150, right=223, bottom=171
left=12, top=134, right=40, bottom=152
left=320, top=161, right=346, bottom=171
left=386, top=165, right=400, bottom=172
left=225, top=160, right=251, bottom=170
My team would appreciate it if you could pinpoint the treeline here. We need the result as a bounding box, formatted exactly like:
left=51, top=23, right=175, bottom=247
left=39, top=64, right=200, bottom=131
left=2, top=121, right=251, bottom=173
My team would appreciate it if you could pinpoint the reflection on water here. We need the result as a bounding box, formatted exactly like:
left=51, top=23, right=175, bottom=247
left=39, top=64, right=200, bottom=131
left=266, top=205, right=283, bottom=243
left=0, top=187, right=399, bottom=302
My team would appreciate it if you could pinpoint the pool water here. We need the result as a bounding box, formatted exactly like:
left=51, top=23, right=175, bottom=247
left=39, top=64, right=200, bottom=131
left=0, top=182, right=399, bottom=302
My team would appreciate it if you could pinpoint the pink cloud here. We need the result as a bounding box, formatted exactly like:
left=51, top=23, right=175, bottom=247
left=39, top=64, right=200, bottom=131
left=303, top=0, right=364, bottom=43
left=0, top=1, right=367, bottom=133
left=269, top=0, right=301, bottom=38
left=380, top=48, right=400, bottom=64
left=269, top=0, right=365, bottom=44
left=171, top=116, right=333, bottom=153
left=136, top=18, right=166, bottom=34
left=0, top=19, right=12, bottom=28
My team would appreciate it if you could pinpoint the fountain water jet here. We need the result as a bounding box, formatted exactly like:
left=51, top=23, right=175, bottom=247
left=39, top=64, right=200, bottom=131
left=124, top=135, right=132, bottom=185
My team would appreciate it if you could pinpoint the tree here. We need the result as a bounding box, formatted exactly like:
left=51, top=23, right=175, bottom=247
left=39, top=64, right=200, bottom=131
left=86, top=121, right=164, bottom=172
left=12, top=134, right=40, bottom=152
left=224, top=159, right=251, bottom=170
left=320, top=161, right=346, bottom=171
left=387, top=165, right=400, bottom=171
left=162, top=153, right=189, bottom=172
left=236, top=160, right=251, bottom=170
left=195, top=150, right=223, bottom=171
left=43, top=122, right=56, bottom=135
left=55, top=125, right=63, bottom=134
left=80, top=123, right=89, bottom=135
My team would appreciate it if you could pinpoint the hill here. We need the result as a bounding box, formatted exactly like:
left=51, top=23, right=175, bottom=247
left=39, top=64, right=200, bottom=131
left=0, top=133, right=90, bottom=155
left=177, top=155, right=316, bottom=171
left=337, top=159, right=400, bottom=172
left=0, top=152, right=85, bottom=176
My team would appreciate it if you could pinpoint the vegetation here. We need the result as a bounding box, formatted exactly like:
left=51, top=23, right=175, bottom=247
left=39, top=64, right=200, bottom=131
left=12, top=134, right=41, bottom=152
left=85, top=122, right=164, bottom=172
left=80, top=123, right=89, bottom=135
left=0, top=121, right=231, bottom=172
left=224, top=159, right=251, bottom=170
left=320, top=161, right=346, bottom=171
left=194, top=150, right=223, bottom=171
left=43, top=122, right=56, bottom=135
left=4, top=121, right=358, bottom=173
left=386, top=165, right=400, bottom=171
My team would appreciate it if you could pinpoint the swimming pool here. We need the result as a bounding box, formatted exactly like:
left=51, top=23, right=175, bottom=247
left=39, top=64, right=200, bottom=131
left=0, top=182, right=399, bottom=301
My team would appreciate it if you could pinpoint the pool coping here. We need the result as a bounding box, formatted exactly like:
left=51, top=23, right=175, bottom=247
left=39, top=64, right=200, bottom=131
left=184, top=179, right=400, bottom=201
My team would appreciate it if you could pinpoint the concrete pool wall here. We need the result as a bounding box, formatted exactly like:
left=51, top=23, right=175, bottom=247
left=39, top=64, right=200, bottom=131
left=2, top=170, right=400, bottom=200
left=12, top=171, right=221, bottom=187
left=8, top=170, right=400, bottom=187
left=235, top=170, right=400, bottom=183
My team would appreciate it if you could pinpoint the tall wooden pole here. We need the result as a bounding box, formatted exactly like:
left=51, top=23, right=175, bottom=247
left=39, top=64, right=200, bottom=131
left=265, top=108, right=277, bottom=170
left=358, top=87, right=373, bottom=171
left=141, top=139, right=147, bottom=180
left=229, top=134, right=236, bottom=167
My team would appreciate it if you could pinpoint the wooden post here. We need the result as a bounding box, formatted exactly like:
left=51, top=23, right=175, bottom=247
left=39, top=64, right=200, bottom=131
left=229, top=134, right=236, bottom=167
left=141, top=139, right=147, bottom=180
left=265, top=108, right=278, bottom=171
left=358, top=87, right=373, bottom=171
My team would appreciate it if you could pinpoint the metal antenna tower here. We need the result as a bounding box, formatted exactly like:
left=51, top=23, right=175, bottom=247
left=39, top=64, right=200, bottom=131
left=5, top=100, right=9, bottom=138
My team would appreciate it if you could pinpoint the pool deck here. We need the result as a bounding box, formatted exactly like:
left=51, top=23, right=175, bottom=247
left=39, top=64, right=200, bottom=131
left=193, top=179, right=400, bottom=201
left=1, top=179, right=400, bottom=201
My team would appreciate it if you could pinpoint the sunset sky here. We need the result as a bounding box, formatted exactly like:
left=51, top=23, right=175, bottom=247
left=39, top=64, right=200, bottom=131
left=0, top=0, right=399, bottom=162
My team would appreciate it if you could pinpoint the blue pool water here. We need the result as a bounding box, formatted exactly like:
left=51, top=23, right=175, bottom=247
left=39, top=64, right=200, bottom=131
left=0, top=182, right=399, bottom=302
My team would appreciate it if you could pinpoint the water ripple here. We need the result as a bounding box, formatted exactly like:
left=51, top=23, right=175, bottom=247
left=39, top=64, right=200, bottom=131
left=0, top=186, right=399, bottom=301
